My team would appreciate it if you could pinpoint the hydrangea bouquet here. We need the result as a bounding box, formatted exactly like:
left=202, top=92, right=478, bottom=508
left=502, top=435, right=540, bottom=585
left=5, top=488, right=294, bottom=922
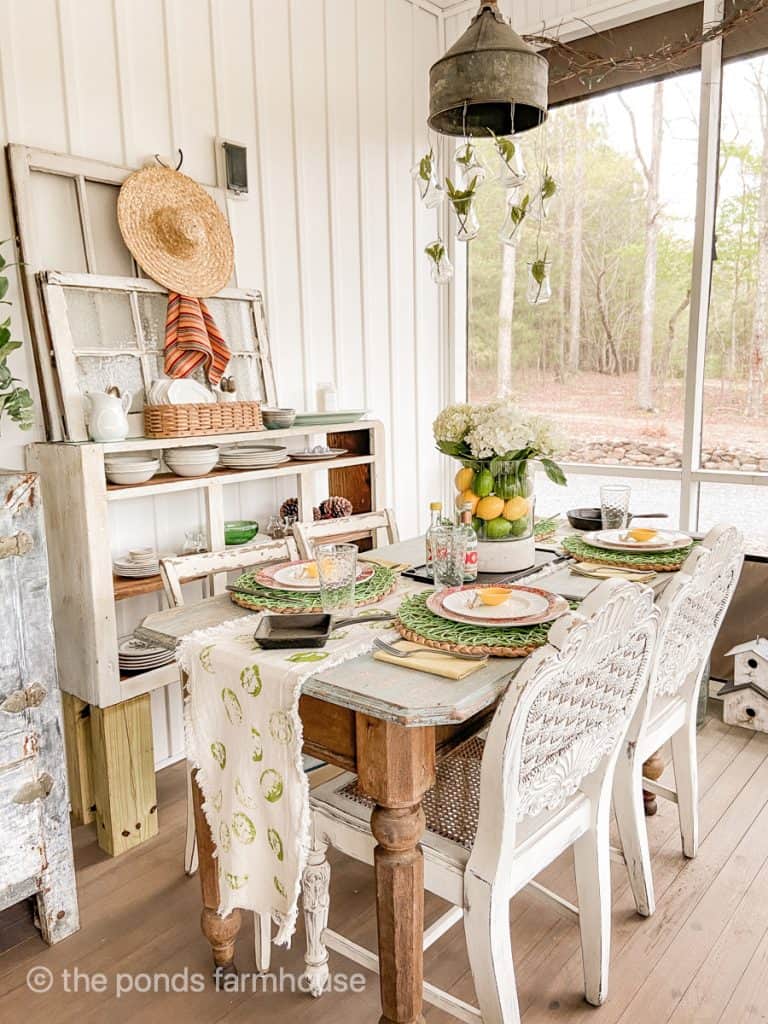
left=433, top=401, right=566, bottom=545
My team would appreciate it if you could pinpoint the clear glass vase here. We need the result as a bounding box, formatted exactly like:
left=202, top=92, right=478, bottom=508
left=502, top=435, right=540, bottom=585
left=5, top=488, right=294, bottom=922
left=496, top=143, right=527, bottom=189
left=424, top=240, right=453, bottom=285
left=410, top=156, right=444, bottom=209
left=527, top=260, right=552, bottom=305
left=498, top=199, right=526, bottom=246
left=454, top=142, right=487, bottom=189
left=454, top=459, right=534, bottom=543
left=451, top=200, right=480, bottom=242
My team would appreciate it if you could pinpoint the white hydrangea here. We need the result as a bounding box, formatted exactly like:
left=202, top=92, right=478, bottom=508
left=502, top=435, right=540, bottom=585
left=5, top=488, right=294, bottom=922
left=432, top=403, right=473, bottom=443
left=523, top=414, right=567, bottom=458
left=465, top=402, right=530, bottom=459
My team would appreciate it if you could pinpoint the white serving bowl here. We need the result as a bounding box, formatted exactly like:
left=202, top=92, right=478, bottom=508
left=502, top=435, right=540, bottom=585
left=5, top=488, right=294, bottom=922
left=165, top=454, right=219, bottom=477
left=105, top=459, right=160, bottom=485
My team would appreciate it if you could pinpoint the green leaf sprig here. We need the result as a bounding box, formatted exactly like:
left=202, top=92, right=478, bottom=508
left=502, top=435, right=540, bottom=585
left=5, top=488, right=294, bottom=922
left=455, top=142, right=476, bottom=168
left=424, top=241, right=445, bottom=265
left=541, top=167, right=557, bottom=201
left=508, top=193, right=530, bottom=228
left=487, top=129, right=516, bottom=167
left=0, top=241, right=33, bottom=432
left=445, top=176, right=478, bottom=216
left=418, top=149, right=435, bottom=182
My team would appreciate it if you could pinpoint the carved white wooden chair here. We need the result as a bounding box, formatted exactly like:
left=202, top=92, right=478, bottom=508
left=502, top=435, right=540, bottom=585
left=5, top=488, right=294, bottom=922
left=159, top=535, right=298, bottom=973
left=293, top=508, right=399, bottom=560
left=301, top=579, right=659, bottom=1022
left=613, top=523, right=744, bottom=917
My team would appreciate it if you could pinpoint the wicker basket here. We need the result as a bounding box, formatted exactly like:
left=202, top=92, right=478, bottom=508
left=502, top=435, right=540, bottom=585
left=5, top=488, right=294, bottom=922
left=144, top=401, right=263, bottom=438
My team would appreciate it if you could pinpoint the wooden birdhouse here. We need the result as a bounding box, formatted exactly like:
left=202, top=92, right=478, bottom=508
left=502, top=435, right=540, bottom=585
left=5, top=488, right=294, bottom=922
left=720, top=638, right=768, bottom=733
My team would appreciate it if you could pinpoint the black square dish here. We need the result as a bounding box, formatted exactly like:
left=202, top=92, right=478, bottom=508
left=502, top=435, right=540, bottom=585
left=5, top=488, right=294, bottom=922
left=253, top=613, right=333, bottom=649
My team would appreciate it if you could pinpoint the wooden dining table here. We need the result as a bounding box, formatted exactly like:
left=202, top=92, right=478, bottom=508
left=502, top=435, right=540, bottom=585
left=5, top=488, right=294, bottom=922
left=136, top=535, right=672, bottom=1024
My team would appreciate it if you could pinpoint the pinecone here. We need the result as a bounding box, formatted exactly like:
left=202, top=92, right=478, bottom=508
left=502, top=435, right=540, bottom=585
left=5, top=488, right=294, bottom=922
left=319, top=496, right=353, bottom=519
left=279, top=497, right=299, bottom=520
left=312, top=507, right=322, bottom=521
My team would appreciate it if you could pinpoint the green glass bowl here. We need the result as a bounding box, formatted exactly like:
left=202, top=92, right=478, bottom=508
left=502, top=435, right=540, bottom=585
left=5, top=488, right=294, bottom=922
left=224, top=520, right=259, bottom=545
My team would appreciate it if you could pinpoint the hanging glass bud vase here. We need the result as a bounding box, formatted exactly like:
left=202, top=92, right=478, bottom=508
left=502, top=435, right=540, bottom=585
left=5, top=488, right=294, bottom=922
left=454, top=141, right=487, bottom=189
left=490, top=133, right=527, bottom=189
left=424, top=240, right=453, bottom=284
left=498, top=192, right=529, bottom=246
left=527, top=258, right=552, bottom=305
left=410, top=149, right=444, bottom=209
left=528, top=168, right=557, bottom=223
left=446, top=177, right=480, bottom=242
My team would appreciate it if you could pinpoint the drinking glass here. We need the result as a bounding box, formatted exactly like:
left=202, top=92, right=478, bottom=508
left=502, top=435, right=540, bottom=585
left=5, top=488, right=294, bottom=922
left=315, top=543, right=358, bottom=618
left=600, top=484, right=631, bottom=530
left=432, top=526, right=467, bottom=590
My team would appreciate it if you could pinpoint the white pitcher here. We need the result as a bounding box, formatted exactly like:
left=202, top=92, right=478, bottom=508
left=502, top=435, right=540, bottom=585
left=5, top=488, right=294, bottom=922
left=85, top=390, right=132, bottom=442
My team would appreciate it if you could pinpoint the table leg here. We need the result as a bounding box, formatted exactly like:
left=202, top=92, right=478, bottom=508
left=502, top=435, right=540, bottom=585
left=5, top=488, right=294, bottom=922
left=643, top=749, right=665, bottom=816
left=355, top=714, right=436, bottom=1024
left=191, top=770, right=242, bottom=973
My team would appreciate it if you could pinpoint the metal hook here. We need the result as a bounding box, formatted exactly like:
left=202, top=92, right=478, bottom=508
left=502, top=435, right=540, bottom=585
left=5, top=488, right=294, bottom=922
left=154, top=148, right=184, bottom=171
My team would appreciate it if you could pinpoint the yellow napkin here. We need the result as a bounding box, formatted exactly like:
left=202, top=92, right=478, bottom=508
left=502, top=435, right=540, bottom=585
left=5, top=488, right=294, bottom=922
left=358, top=554, right=413, bottom=573
left=373, top=640, right=487, bottom=680
left=571, top=561, right=657, bottom=582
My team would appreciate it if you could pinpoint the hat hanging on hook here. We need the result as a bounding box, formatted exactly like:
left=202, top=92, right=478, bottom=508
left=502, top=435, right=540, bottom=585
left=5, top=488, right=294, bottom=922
left=117, top=150, right=233, bottom=297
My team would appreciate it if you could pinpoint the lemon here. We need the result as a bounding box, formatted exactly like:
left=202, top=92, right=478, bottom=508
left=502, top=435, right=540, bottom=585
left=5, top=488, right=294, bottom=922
left=474, top=469, right=495, bottom=498
left=476, top=496, right=505, bottom=521
left=456, top=489, right=479, bottom=513
left=485, top=516, right=513, bottom=539
left=455, top=467, right=475, bottom=492
left=503, top=496, right=529, bottom=521
left=629, top=527, right=657, bottom=542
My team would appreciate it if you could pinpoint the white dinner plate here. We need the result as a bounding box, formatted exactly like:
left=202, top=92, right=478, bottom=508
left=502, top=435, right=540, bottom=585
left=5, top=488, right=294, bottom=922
left=583, top=529, right=693, bottom=553
left=442, top=588, right=550, bottom=621
left=266, top=560, right=374, bottom=592
left=288, top=449, right=348, bottom=461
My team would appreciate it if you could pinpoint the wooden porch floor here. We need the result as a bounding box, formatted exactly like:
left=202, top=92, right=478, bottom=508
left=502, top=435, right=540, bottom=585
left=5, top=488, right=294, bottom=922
left=1, top=712, right=768, bottom=1023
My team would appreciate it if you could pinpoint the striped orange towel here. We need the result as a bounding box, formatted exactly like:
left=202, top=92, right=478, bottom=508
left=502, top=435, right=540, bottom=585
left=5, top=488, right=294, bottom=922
left=164, top=292, right=231, bottom=385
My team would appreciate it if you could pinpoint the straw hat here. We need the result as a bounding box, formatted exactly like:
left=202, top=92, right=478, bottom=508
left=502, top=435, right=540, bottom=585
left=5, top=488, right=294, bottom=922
left=117, top=166, right=234, bottom=297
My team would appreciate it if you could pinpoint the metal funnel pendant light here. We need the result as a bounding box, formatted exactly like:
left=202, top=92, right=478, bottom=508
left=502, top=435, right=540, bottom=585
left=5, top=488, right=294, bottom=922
left=428, top=0, right=548, bottom=137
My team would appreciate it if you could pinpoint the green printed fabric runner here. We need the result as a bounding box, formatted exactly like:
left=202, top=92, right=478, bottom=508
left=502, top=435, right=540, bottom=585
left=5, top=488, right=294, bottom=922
left=396, top=591, right=567, bottom=650
left=561, top=534, right=693, bottom=568
left=177, top=612, right=394, bottom=943
left=230, top=565, right=397, bottom=611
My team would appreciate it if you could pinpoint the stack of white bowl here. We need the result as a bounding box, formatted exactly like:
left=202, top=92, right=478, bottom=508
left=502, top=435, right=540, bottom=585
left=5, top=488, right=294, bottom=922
left=219, top=444, right=288, bottom=470
left=104, top=454, right=160, bottom=485
left=164, top=445, right=220, bottom=477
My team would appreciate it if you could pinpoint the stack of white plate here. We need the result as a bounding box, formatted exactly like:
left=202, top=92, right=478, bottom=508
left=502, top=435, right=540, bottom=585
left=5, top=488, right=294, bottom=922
left=165, top=445, right=220, bottom=477
left=149, top=378, right=216, bottom=405
left=118, top=635, right=175, bottom=673
left=113, top=548, right=161, bottom=578
left=104, top=454, right=160, bottom=485
left=219, top=444, right=288, bottom=470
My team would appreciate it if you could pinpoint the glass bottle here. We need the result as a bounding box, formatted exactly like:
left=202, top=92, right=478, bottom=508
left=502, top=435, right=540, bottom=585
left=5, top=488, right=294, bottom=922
left=424, top=240, right=453, bottom=285
left=425, top=501, right=443, bottom=579
left=458, top=502, right=478, bottom=582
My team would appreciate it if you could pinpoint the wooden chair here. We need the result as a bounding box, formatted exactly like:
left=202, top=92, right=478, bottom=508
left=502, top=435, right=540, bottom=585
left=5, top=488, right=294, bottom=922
left=613, top=523, right=744, bottom=917
left=293, top=508, right=399, bottom=560
left=159, top=536, right=298, bottom=973
left=300, top=579, right=659, bottom=1022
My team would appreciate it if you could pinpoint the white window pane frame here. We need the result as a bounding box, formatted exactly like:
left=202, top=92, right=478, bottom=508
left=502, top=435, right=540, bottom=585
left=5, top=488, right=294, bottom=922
left=454, top=0, right=768, bottom=550
left=39, top=271, right=277, bottom=441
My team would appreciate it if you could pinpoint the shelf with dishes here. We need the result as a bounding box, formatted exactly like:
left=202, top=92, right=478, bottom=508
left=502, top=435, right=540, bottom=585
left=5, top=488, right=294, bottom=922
left=105, top=453, right=376, bottom=500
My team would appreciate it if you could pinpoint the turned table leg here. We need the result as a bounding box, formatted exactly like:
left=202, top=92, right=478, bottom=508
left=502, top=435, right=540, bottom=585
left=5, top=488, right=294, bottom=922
left=191, top=769, right=242, bottom=974
left=643, top=749, right=665, bottom=816
left=355, top=714, right=436, bottom=1024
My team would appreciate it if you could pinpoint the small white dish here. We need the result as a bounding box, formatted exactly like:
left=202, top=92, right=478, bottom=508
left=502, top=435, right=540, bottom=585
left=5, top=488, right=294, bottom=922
left=105, top=460, right=159, bottom=485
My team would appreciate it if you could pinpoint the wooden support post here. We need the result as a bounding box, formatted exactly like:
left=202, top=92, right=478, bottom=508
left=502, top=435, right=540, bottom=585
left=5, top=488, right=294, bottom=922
left=60, top=693, right=95, bottom=826
left=356, top=714, right=436, bottom=1024
left=90, top=694, right=158, bottom=855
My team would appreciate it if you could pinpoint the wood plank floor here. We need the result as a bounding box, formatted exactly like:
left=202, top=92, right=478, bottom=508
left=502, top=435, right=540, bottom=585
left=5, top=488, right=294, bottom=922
left=2, top=713, right=768, bottom=1023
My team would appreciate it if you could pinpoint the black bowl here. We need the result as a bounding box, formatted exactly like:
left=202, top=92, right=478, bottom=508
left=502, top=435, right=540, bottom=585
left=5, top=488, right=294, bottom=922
left=566, top=507, right=623, bottom=531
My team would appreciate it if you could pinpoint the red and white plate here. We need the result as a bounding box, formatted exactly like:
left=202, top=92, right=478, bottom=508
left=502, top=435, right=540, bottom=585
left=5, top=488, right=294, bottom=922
left=255, top=559, right=375, bottom=592
left=427, top=584, right=569, bottom=628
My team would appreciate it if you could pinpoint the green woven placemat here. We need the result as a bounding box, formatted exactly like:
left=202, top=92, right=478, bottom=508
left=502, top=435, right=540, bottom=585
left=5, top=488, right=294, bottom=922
left=394, top=592, right=566, bottom=658
left=562, top=534, right=693, bottom=571
left=534, top=515, right=560, bottom=541
left=229, top=565, right=397, bottom=613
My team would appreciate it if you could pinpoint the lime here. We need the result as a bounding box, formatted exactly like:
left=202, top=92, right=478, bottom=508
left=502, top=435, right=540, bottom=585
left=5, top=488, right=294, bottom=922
left=472, top=516, right=483, bottom=534
left=485, top=516, right=513, bottom=539
left=508, top=517, right=530, bottom=537
left=474, top=469, right=495, bottom=498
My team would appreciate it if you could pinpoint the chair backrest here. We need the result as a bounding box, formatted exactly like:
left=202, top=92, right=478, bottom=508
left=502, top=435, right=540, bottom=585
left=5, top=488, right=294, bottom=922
left=650, top=523, right=744, bottom=700
left=293, top=508, right=399, bottom=559
left=469, top=579, right=658, bottom=874
left=159, top=536, right=298, bottom=608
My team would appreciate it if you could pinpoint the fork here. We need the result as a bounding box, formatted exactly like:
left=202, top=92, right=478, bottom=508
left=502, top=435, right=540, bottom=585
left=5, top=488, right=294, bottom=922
left=373, top=636, right=487, bottom=662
